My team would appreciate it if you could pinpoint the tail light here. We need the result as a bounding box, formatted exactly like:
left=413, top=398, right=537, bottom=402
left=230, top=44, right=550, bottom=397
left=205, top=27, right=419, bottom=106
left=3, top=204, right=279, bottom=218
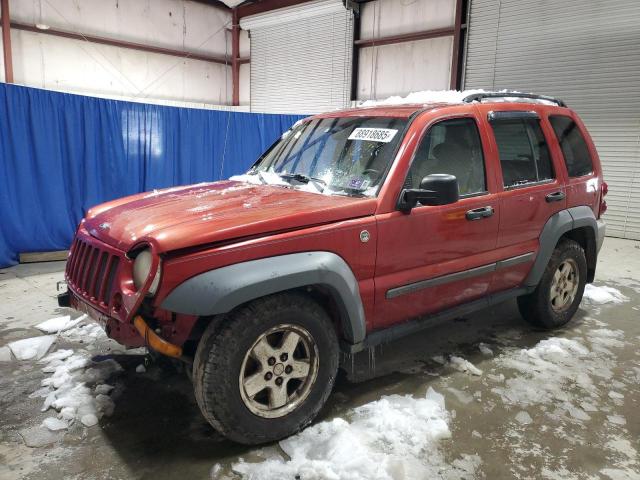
left=599, top=181, right=608, bottom=218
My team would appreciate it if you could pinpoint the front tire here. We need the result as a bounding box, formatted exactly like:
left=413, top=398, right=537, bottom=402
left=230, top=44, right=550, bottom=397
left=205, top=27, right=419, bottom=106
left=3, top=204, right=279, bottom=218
left=192, top=292, right=339, bottom=445
left=518, top=239, right=587, bottom=329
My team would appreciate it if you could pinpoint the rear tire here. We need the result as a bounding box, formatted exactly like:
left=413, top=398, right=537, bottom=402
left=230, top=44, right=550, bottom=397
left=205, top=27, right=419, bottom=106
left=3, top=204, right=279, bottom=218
left=518, top=239, right=587, bottom=329
left=192, top=292, right=339, bottom=445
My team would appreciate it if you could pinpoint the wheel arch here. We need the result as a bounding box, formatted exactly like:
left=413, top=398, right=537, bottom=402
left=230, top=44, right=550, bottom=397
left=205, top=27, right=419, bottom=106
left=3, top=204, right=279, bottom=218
left=525, top=206, right=598, bottom=287
left=160, top=252, right=367, bottom=345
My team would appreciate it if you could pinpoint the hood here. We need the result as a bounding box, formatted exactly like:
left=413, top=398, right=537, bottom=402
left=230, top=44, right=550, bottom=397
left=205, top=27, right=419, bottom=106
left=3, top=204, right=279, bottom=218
left=84, top=181, right=376, bottom=253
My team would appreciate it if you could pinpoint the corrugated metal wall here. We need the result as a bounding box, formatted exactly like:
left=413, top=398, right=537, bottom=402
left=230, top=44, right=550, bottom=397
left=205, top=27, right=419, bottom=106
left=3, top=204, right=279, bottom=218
left=242, top=0, right=353, bottom=114
left=357, top=0, right=455, bottom=100
left=464, top=0, right=640, bottom=240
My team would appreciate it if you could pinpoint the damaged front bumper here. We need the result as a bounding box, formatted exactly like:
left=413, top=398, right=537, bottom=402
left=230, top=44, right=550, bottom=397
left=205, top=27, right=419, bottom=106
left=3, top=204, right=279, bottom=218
left=61, top=287, right=187, bottom=359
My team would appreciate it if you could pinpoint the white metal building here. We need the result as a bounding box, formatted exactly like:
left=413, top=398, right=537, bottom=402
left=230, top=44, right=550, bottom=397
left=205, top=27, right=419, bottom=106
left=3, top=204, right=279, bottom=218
left=1, top=0, right=638, bottom=237
left=464, top=0, right=640, bottom=240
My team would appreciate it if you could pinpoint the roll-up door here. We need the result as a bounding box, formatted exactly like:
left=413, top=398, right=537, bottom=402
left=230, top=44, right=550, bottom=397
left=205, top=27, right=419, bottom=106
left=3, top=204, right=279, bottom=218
left=240, top=0, right=353, bottom=115
left=464, top=0, right=640, bottom=239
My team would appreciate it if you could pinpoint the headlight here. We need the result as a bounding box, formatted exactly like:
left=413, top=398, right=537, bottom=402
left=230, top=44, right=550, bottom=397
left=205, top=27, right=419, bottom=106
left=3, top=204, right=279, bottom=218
left=132, top=248, right=161, bottom=295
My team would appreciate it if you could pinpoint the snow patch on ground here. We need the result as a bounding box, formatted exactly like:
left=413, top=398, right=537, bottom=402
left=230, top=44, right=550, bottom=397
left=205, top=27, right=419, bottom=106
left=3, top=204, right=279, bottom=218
left=0, top=345, right=12, bottom=361
left=8, top=335, right=56, bottom=360
left=24, top=316, right=124, bottom=430
left=35, top=314, right=86, bottom=333
left=487, top=320, right=636, bottom=478
left=515, top=411, right=533, bottom=425
left=42, top=417, right=68, bottom=432
left=223, top=388, right=480, bottom=480
left=449, top=356, right=483, bottom=376
left=583, top=285, right=629, bottom=305
left=36, top=349, right=122, bottom=428
left=492, top=337, right=597, bottom=409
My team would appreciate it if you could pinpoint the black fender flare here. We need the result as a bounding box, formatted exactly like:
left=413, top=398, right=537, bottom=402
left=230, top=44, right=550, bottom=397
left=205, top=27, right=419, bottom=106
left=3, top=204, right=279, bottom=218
left=524, top=206, right=598, bottom=287
left=160, top=251, right=367, bottom=344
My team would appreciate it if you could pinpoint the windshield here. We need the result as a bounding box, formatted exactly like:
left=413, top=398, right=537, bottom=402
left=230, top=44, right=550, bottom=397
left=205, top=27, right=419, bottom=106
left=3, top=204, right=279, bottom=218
left=231, top=116, right=408, bottom=197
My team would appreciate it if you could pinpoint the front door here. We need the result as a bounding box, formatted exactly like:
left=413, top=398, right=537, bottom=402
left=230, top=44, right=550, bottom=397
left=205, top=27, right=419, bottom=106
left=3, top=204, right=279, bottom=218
left=373, top=116, right=500, bottom=330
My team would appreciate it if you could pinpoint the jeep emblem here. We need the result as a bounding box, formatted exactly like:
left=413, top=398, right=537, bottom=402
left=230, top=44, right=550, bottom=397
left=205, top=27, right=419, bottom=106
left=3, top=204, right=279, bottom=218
left=359, top=230, right=370, bottom=243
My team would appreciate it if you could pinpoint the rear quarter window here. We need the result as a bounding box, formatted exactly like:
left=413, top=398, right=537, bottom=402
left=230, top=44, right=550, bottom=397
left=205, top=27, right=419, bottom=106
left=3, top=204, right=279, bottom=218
left=549, top=115, right=594, bottom=177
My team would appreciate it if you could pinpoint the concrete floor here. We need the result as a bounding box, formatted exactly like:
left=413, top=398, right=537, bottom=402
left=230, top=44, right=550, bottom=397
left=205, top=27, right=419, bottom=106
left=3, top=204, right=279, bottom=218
left=0, top=238, right=639, bottom=480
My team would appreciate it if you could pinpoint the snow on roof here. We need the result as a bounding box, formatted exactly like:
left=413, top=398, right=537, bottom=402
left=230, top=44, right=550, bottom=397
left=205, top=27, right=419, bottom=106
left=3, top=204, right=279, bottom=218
left=358, top=89, right=558, bottom=108
left=358, top=90, right=486, bottom=107
left=218, top=0, right=245, bottom=7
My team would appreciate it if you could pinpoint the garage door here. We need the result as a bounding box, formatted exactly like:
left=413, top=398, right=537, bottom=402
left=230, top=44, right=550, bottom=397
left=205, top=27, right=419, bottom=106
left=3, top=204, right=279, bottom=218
left=241, top=0, right=353, bottom=115
left=464, top=0, right=640, bottom=240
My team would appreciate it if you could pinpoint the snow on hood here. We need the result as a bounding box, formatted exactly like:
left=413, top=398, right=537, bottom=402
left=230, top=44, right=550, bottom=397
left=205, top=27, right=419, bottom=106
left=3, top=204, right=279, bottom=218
left=84, top=180, right=375, bottom=253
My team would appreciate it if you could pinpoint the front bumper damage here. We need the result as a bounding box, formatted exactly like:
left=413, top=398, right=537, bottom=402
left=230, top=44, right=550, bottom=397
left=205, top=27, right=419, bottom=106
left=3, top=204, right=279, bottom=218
left=61, top=288, right=184, bottom=358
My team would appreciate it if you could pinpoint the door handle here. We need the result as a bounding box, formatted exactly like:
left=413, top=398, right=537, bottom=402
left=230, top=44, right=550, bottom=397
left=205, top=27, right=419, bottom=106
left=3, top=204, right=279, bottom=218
left=545, top=191, right=566, bottom=203
left=466, top=206, right=494, bottom=221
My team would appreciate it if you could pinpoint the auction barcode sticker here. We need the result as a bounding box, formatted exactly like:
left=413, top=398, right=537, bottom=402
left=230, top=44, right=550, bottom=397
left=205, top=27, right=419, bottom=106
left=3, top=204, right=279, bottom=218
left=348, top=128, right=398, bottom=143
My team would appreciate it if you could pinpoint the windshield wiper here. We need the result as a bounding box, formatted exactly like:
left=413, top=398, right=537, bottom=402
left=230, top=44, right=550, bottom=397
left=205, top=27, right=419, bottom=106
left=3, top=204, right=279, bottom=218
left=278, top=173, right=326, bottom=193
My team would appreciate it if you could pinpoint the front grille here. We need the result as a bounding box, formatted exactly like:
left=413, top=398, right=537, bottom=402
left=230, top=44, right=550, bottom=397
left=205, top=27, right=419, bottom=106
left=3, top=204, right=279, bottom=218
left=66, top=238, right=121, bottom=307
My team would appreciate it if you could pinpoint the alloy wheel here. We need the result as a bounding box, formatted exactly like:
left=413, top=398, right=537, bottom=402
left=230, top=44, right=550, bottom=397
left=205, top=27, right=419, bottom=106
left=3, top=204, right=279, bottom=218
left=550, top=258, right=579, bottom=312
left=239, top=323, right=319, bottom=418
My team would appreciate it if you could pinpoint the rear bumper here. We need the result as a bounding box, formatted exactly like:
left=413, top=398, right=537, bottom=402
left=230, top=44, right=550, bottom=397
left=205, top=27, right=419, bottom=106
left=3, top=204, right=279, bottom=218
left=596, top=219, right=606, bottom=254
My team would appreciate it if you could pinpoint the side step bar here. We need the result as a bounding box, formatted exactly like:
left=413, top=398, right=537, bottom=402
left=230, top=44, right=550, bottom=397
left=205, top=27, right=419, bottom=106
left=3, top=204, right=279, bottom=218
left=342, top=287, right=533, bottom=354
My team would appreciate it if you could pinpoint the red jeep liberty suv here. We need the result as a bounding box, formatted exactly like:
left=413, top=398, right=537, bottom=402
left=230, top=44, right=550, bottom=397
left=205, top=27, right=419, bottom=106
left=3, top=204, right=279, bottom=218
left=59, top=92, right=607, bottom=444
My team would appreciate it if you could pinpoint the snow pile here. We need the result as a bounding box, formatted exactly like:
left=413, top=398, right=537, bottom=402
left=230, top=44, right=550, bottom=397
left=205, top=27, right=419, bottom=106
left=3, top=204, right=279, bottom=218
left=9, top=315, right=126, bottom=435
left=8, top=335, right=56, bottom=361
left=582, top=284, right=629, bottom=305
left=34, top=348, right=122, bottom=430
left=225, top=388, right=480, bottom=480
left=35, top=314, right=86, bottom=333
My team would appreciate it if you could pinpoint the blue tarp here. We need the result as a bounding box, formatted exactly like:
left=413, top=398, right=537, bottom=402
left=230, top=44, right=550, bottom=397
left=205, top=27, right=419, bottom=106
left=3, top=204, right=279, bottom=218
left=0, top=83, right=305, bottom=267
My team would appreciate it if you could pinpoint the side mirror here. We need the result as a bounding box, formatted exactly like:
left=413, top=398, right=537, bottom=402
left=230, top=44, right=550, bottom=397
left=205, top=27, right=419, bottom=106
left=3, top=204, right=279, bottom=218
left=398, top=174, right=459, bottom=211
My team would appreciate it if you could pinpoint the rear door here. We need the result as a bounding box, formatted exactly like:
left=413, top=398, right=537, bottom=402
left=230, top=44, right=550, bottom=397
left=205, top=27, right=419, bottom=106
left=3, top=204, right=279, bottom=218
left=483, top=107, right=568, bottom=292
left=373, top=113, right=500, bottom=330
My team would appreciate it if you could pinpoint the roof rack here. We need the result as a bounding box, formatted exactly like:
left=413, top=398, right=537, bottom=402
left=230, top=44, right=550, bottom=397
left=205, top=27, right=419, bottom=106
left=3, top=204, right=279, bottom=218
left=462, top=92, right=567, bottom=108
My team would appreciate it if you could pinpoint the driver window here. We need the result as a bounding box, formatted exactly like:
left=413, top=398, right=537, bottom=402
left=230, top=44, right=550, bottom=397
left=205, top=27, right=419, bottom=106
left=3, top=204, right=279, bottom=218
left=406, top=118, right=486, bottom=196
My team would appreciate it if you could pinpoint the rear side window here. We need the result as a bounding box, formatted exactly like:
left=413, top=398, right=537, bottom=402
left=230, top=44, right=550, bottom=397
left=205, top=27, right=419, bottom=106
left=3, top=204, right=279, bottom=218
left=549, top=115, right=593, bottom=177
left=491, top=118, right=554, bottom=188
